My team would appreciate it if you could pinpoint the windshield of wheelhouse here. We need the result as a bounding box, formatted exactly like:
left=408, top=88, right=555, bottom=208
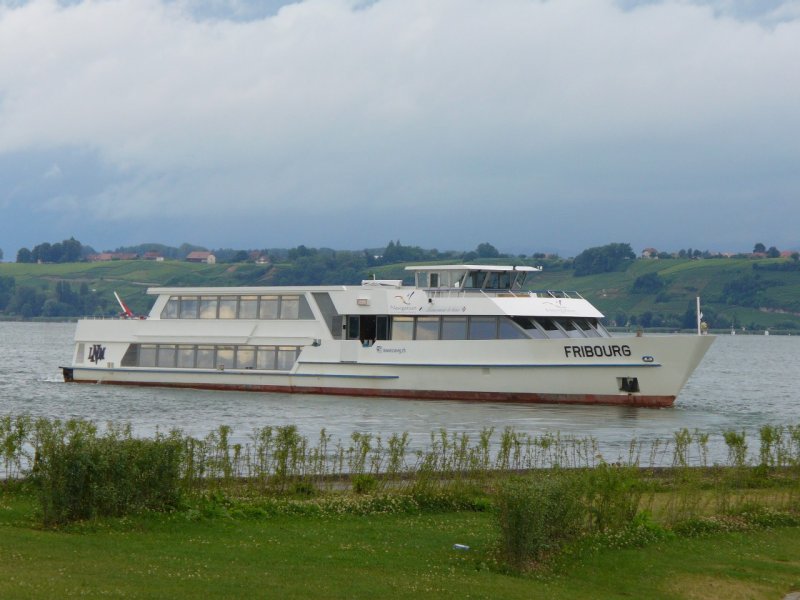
left=462, top=270, right=524, bottom=291
left=415, top=270, right=467, bottom=289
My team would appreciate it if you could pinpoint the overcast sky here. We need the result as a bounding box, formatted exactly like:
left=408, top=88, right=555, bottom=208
left=1, top=0, right=798, bottom=258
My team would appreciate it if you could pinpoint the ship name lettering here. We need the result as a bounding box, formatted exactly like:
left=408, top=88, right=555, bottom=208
left=564, top=344, right=631, bottom=358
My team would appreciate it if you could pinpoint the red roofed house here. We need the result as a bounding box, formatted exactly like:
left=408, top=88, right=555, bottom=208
left=186, top=251, right=216, bottom=264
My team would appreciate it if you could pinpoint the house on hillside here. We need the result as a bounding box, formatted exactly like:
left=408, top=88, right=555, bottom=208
left=248, top=251, right=270, bottom=264
left=88, top=252, right=139, bottom=262
left=186, top=251, right=216, bottom=264
left=641, top=248, right=658, bottom=259
left=143, top=252, right=164, bottom=261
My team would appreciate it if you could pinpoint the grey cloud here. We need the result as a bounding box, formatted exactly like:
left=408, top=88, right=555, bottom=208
left=0, top=0, right=798, bottom=255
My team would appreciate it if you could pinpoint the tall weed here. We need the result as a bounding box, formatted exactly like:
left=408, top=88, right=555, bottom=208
left=495, top=473, right=585, bottom=568
left=32, top=421, right=184, bottom=526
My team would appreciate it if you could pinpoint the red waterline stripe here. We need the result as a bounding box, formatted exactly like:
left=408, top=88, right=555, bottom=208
left=63, top=374, right=674, bottom=408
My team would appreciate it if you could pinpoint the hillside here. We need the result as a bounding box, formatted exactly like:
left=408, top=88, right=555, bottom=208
left=2, top=256, right=800, bottom=331
left=529, top=258, right=800, bottom=331
left=0, top=260, right=272, bottom=317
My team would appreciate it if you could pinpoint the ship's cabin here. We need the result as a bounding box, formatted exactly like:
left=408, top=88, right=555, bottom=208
left=406, top=265, right=540, bottom=291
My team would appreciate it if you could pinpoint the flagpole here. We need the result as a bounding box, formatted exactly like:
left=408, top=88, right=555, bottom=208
left=696, top=296, right=701, bottom=335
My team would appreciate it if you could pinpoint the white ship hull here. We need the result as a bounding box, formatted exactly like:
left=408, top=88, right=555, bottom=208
left=63, top=265, right=714, bottom=407
left=64, top=325, right=713, bottom=408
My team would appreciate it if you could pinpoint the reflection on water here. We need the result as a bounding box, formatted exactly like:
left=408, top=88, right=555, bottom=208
left=1, top=323, right=798, bottom=462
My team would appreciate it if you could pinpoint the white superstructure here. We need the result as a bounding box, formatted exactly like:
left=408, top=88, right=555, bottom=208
left=62, top=265, right=713, bottom=407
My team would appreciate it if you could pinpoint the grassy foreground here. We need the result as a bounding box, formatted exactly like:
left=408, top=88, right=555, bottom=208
left=1, top=487, right=799, bottom=599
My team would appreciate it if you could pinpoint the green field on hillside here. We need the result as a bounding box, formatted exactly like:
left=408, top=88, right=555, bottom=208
left=2, top=257, right=800, bottom=329
left=0, top=260, right=272, bottom=316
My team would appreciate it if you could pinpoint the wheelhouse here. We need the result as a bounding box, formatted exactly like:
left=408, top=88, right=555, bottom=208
left=406, top=264, right=539, bottom=291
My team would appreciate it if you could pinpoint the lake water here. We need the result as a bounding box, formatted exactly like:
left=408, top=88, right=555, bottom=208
left=1, top=322, right=798, bottom=463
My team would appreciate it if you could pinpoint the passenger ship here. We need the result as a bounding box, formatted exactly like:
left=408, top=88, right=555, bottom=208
left=62, top=265, right=713, bottom=407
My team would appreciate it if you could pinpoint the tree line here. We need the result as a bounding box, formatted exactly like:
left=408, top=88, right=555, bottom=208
left=3, top=238, right=799, bottom=326
left=15, top=238, right=89, bottom=264
left=0, top=277, right=107, bottom=318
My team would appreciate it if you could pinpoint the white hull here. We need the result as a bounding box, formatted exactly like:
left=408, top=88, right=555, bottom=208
left=65, top=330, right=713, bottom=407
left=63, top=265, right=714, bottom=407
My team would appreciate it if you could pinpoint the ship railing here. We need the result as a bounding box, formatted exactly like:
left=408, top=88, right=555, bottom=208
left=425, top=288, right=585, bottom=300
left=424, top=288, right=468, bottom=299
left=80, top=315, right=148, bottom=320
left=532, top=290, right=585, bottom=300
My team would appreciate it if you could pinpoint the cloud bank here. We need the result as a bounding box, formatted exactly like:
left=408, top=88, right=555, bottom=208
left=1, top=0, right=798, bottom=253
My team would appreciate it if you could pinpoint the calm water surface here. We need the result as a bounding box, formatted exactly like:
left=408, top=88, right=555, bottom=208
left=1, top=322, right=798, bottom=461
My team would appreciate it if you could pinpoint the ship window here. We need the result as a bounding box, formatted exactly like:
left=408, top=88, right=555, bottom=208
left=162, top=298, right=179, bottom=319
left=441, top=316, right=468, bottom=340
left=347, top=315, right=360, bottom=340
left=575, top=318, right=602, bottom=338
left=157, top=345, right=177, bottom=368
left=257, top=346, right=277, bottom=370
left=392, top=316, right=414, bottom=340
left=120, top=344, right=138, bottom=367
left=123, top=343, right=305, bottom=370
left=469, top=317, right=498, bottom=340
left=280, top=296, right=300, bottom=319
left=536, top=318, right=567, bottom=338
left=464, top=271, right=488, bottom=289
left=511, top=316, right=546, bottom=339
left=499, top=317, right=527, bottom=339
left=139, top=344, right=157, bottom=367
left=198, top=296, right=217, bottom=319
left=216, top=346, right=235, bottom=369
left=236, top=347, right=256, bottom=369
left=239, top=296, right=258, bottom=319
left=429, top=273, right=439, bottom=288
left=415, top=317, right=440, bottom=340
left=196, top=345, right=215, bottom=369
left=485, top=272, right=500, bottom=289
left=177, top=345, right=195, bottom=368
left=259, top=296, right=279, bottom=319
left=376, top=316, right=390, bottom=340
left=554, top=318, right=585, bottom=339
left=555, top=317, right=576, bottom=330
left=179, top=297, right=198, bottom=319
left=498, top=272, right=511, bottom=290
left=444, top=270, right=466, bottom=288
left=594, top=320, right=612, bottom=337
left=219, top=297, right=238, bottom=319
left=277, top=347, right=297, bottom=370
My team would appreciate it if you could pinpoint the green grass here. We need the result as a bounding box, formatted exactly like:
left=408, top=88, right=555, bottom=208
left=1, top=488, right=799, bottom=599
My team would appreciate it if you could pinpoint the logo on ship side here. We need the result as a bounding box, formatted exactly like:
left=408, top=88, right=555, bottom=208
left=88, top=344, right=106, bottom=364
left=375, top=346, right=407, bottom=354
